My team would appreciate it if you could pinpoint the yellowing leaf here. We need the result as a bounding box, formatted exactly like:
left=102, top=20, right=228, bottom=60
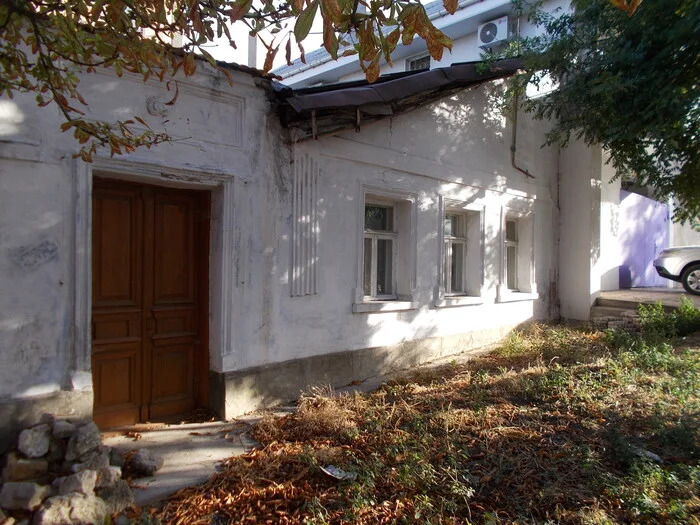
left=402, top=27, right=415, bottom=46
left=427, top=37, right=444, bottom=61
left=366, top=59, right=380, bottom=83
left=229, top=0, right=253, bottom=22
left=442, top=0, right=457, bottom=14
left=323, top=21, right=339, bottom=59
left=294, top=0, right=319, bottom=42
left=263, top=45, right=278, bottom=72
left=321, top=0, right=343, bottom=23
left=386, top=28, right=400, bottom=47
left=183, top=53, right=196, bottom=76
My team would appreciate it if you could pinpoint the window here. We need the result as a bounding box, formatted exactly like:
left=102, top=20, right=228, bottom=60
left=354, top=189, right=418, bottom=313
left=505, top=219, right=518, bottom=290
left=363, top=204, right=397, bottom=298
left=435, top=202, right=484, bottom=307
left=497, top=206, right=538, bottom=302
left=406, top=54, right=430, bottom=72
left=443, top=213, right=467, bottom=294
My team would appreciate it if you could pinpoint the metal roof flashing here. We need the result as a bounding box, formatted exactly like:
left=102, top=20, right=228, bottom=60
left=273, top=58, right=523, bottom=140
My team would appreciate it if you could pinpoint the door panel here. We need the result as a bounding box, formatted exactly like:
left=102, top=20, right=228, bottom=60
left=92, top=185, right=143, bottom=427
left=92, top=189, right=142, bottom=306
left=154, top=195, right=196, bottom=302
left=619, top=190, right=669, bottom=288
left=91, top=179, right=208, bottom=428
left=147, top=190, right=199, bottom=419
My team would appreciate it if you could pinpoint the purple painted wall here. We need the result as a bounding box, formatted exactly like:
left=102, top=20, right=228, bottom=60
left=618, top=191, right=669, bottom=288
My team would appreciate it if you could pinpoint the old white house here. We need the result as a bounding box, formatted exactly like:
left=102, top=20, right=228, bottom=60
left=0, top=31, right=696, bottom=450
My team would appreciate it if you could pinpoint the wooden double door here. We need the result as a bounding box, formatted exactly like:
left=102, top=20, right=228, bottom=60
left=91, top=179, right=209, bottom=428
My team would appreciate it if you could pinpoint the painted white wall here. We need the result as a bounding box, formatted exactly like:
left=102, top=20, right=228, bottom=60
left=597, top=157, right=622, bottom=292
left=0, top=55, right=620, bottom=418
left=558, top=141, right=600, bottom=320
left=670, top=215, right=700, bottom=247
left=0, top=64, right=279, bottom=401
left=221, top=80, right=561, bottom=372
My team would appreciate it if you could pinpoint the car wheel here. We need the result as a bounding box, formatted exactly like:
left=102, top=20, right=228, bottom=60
left=681, top=264, right=700, bottom=295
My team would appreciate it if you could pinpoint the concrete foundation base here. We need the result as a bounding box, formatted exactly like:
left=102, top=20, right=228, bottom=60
left=0, top=390, right=93, bottom=454
left=210, top=326, right=516, bottom=420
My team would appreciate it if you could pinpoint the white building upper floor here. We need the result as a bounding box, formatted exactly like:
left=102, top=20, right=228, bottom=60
left=273, top=0, right=570, bottom=88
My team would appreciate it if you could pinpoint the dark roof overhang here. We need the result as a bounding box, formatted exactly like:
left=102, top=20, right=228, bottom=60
left=272, top=58, right=523, bottom=141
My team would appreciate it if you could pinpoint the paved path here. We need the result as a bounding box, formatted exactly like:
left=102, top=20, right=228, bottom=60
left=103, top=421, right=258, bottom=506
left=599, top=287, right=700, bottom=308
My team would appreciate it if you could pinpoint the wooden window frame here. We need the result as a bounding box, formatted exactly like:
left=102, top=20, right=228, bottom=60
left=363, top=204, right=398, bottom=300
left=505, top=218, right=519, bottom=291
left=443, top=212, right=468, bottom=295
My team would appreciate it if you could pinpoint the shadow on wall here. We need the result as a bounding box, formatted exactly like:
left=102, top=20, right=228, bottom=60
left=618, top=190, right=669, bottom=288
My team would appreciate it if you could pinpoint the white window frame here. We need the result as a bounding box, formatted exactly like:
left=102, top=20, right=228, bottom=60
left=406, top=53, right=431, bottom=72
left=363, top=203, right=398, bottom=300
left=497, top=202, right=539, bottom=302
left=505, top=218, right=519, bottom=291
left=434, top=198, right=485, bottom=308
left=443, top=213, right=468, bottom=295
left=353, top=186, right=418, bottom=313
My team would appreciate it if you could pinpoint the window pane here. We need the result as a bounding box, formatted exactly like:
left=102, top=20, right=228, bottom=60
left=444, top=214, right=457, bottom=237
left=507, top=245, right=518, bottom=290
left=365, top=205, right=393, bottom=231
left=363, top=237, right=372, bottom=296
left=408, top=55, right=430, bottom=71
left=376, top=239, right=393, bottom=295
left=451, top=243, right=464, bottom=293
left=506, top=220, right=518, bottom=242
left=443, top=241, right=450, bottom=290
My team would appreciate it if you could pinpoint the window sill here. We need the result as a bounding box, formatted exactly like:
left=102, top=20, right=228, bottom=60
left=352, top=301, right=419, bottom=313
left=496, top=291, right=540, bottom=303
left=434, top=296, right=484, bottom=308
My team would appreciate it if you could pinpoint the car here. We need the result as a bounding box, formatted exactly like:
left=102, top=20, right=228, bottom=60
left=653, top=246, right=700, bottom=295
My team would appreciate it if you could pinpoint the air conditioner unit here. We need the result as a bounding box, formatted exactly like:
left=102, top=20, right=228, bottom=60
left=477, top=16, right=510, bottom=48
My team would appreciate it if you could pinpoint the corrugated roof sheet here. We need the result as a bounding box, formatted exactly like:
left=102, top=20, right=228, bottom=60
left=273, top=58, right=522, bottom=140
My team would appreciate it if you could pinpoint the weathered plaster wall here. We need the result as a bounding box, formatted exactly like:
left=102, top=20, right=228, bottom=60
left=220, top=81, right=561, bottom=390
left=597, top=159, right=622, bottom=292
left=0, top=159, right=74, bottom=399
left=558, top=141, right=599, bottom=320
left=1, top=59, right=611, bottom=428
left=0, top=64, right=278, bottom=440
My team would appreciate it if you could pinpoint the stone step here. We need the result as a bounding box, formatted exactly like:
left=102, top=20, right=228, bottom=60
left=594, top=297, right=676, bottom=312
left=590, top=305, right=637, bottom=318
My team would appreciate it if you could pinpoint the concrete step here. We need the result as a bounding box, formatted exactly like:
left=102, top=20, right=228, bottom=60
left=594, top=297, right=675, bottom=312
left=590, top=305, right=637, bottom=319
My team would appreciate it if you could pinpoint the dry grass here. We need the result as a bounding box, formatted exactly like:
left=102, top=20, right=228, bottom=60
left=146, top=323, right=700, bottom=524
left=251, top=389, right=361, bottom=444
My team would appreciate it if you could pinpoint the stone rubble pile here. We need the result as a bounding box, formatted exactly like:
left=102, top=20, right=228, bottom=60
left=0, top=416, right=161, bottom=525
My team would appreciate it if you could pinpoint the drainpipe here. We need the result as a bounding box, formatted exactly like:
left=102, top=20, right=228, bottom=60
left=510, top=13, right=534, bottom=179
left=510, top=93, right=534, bottom=179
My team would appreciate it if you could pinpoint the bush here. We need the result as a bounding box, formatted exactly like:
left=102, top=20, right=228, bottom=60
left=638, top=297, right=700, bottom=339
left=673, top=296, right=700, bottom=336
